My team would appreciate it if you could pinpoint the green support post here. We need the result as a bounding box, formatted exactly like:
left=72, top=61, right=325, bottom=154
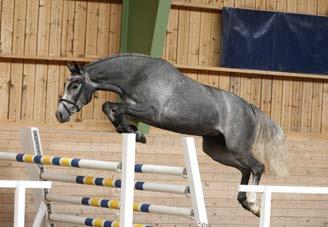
left=120, top=0, right=171, bottom=133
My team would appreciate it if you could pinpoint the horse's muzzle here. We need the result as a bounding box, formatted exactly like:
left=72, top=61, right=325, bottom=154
left=55, top=103, right=70, bottom=123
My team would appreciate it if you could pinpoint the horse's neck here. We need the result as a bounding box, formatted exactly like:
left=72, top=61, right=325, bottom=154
left=84, top=57, right=146, bottom=94
left=85, top=59, right=123, bottom=83
left=86, top=56, right=150, bottom=84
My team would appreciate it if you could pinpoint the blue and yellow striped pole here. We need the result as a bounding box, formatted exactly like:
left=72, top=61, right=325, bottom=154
left=0, top=152, right=120, bottom=171
left=0, top=152, right=186, bottom=176
left=46, top=194, right=193, bottom=218
left=41, top=172, right=189, bottom=194
left=49, top=213, right=151, bottom=227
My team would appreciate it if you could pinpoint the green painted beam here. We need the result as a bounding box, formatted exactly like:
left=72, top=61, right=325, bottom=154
left=121, top=0, right=171, bottom=55
left=120, top=0, right=130, bottom=53
left=151, top=0, right=172, bottom=57
left=120, top=0, right=171, bottom=133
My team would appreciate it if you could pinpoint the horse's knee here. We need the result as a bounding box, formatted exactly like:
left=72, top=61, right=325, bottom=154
left=102, top=102, right=112, bottom=113
left=102, top=102, right=123, bottom=114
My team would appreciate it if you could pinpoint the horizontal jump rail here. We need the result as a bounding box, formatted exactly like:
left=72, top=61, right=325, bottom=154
left=238, top=185, right=328, bottom=194
left=0, top=152, right=120, bottom=171
left=49, top=213, right=151, bottom=227
left=41, top=172, right=190, bottom=194
left=46, top=194, right=193, bottom=218
left=134, top=163, right=186, bottom=176
left=0, top=152, right=186, bottom=176
left=0, top=180, right=51, bottom=189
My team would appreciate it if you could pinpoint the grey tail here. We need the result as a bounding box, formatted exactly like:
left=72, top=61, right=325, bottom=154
left=251, top=107, right=290, bottom=177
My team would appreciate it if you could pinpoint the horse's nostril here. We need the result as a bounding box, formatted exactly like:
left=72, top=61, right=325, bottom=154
left=56, top=111, right=63, bottom=121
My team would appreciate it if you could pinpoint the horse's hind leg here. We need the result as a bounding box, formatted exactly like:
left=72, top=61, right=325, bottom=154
left=237, top=170, right=252, bottom=211
left=202, top=136, right=254, bottom=213
left=232, top=150, right=265, bottom=216
left=203, top=135, right=264, bottom=216
left=102, top=102, right=146, bottom=143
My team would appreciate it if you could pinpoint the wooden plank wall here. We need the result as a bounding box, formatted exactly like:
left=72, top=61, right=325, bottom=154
left=0, top=128, right=327, bottom=227
left=166, top=0, right=328, bottom=134
left=0, top=0, right=121, bottom=125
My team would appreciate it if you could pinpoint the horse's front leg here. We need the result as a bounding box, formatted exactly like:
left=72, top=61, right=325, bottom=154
left=102, top=102, right=146, bottom=143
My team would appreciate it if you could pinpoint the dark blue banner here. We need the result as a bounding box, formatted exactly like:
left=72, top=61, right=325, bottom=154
left=221, top=7, right=328, bottom=75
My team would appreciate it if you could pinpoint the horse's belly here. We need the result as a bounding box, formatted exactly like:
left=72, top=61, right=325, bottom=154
left=153, top=120, right=219, bottom=136
left=152, top=103, right=220, bottom=136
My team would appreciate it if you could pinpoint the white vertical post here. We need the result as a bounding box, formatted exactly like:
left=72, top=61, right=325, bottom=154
left=20, top=127, right=45, bottom=208
left=32, top=202, right=48, bottom=227
left=14, top=182, right=26, bottom=227
left=182, top=137, right=208, bottom=225
left=259, top=188, right=272, bottom=227
left=120, top=133, right=136, bottom=227
left=20, top=128, right=51, bottom=227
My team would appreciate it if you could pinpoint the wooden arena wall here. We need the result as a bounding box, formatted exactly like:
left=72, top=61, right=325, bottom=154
left=0, top=0, right=327, bottom=134
left=0, top=0, right=122, bottom=126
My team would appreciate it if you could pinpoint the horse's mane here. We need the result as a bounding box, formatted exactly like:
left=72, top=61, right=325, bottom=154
left=110, top=53, right=154, bottom=59
left=83, top=53, right=157, bottom=69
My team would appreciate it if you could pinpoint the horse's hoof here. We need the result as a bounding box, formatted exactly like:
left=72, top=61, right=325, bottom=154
left=137, top=134, right=146, bottom=144
left=250, top=203, right=260, bottom=217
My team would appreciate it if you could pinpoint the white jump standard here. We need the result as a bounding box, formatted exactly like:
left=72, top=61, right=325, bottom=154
left=0, top=180, right=52, bottom=227
left=5, top=127, right=208, bottom=227
left=239, top=185, right=328, bottom=227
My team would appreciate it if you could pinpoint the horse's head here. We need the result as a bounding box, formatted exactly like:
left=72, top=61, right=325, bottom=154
left=56, top=62, right=95, bottom=123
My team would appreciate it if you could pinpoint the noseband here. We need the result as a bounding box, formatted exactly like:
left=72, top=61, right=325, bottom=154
left=59, top=98, right=81, bottom=114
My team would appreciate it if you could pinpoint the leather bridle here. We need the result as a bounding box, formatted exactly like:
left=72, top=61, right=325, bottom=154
left=58, top=77, right=85, bottom=114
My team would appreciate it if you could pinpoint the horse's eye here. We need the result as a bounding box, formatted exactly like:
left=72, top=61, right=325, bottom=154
left=72, top=85, right=79, bottom=90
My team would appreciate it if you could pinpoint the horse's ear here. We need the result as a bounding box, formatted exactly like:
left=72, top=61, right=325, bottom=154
left=66, top=62, right=80, bottom=75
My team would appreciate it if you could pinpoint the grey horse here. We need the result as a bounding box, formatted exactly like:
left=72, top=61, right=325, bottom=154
left=56, top=53, right=289, bottom=217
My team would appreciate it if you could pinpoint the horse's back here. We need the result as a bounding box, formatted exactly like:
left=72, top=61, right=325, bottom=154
left=121, top=57, right=258, bottom=140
